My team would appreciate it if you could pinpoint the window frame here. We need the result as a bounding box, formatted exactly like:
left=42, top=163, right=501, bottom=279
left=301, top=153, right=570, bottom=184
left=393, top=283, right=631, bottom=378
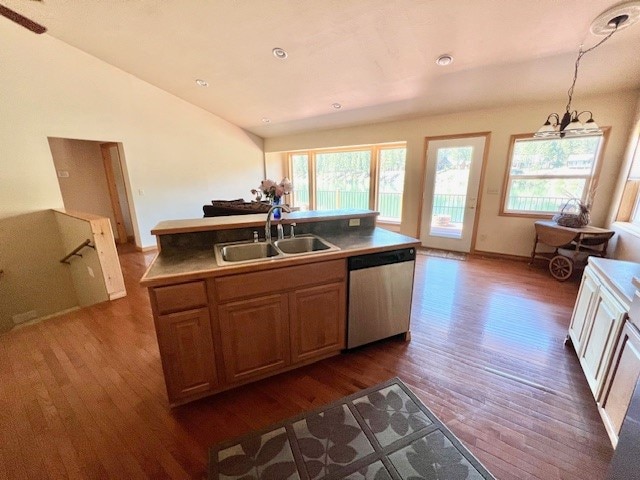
left=616, top=132, right=640, bottom=225
left=499, top=130, right=609, bottom=218
left=287, top=142, right=407, bottom=223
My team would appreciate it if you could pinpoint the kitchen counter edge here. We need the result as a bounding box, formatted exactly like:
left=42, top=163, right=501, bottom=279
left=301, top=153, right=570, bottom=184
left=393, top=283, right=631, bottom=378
left=140, top=228, right=421, bottom=288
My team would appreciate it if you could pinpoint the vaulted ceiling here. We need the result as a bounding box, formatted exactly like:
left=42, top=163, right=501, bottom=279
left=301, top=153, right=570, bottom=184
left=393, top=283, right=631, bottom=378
left=4, top=0, right=640, bottom=137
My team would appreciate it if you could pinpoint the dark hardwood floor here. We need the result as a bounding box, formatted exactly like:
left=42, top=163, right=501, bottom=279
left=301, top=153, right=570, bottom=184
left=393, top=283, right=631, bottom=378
left=0, top=249, right=613, bottom=479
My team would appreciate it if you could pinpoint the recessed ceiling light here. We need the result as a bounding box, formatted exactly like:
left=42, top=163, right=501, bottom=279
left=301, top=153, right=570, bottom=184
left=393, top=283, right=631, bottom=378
left=332, top=103, right=342, bottom=110
left=272, top=47, right=288, bottom=59
left=195, top=79, right=209, bottom=87
left=261, top=118, right=271, bottom=123
left=435, top=54, right=453, bottom=66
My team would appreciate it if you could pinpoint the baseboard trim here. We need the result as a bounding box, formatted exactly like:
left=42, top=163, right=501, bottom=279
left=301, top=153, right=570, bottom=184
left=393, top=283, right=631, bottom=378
left=470, top=250, right=530, bottom=262
left=136, top=245, right=158, bottom=253
left=11, top=306, right=81, bottom=331
left=108, top=290, right=128, bottom=301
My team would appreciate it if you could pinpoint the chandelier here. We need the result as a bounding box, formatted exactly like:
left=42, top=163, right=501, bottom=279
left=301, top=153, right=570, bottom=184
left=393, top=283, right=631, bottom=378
left=535, top=3, right=640, bottom=139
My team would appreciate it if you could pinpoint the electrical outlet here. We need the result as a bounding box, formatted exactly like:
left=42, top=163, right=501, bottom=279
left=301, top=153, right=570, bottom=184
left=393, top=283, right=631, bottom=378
left=13, top=310, right=38, bottom=325
left=138, top=189, right=145, bottom=196
left=349, top=218, right=361, bottom=227
left=57, top=170, right=69, bottom=178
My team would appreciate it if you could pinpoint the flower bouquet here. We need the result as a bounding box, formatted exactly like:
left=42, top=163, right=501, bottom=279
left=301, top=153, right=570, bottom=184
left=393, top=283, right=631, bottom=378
left=251, top=177, right=292, bottom=203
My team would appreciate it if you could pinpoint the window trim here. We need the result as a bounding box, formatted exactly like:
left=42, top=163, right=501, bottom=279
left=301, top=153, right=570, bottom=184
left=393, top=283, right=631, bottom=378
left=287, top=142, right=407, bottom=222
left=499, top=129, right=609, bottom=218
left=615, top=131, right=640, bottom=224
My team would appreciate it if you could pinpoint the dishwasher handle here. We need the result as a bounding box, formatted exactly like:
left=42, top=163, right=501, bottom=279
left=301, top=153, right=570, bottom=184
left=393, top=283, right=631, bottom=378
left=348, top=248, right=416, bottom=271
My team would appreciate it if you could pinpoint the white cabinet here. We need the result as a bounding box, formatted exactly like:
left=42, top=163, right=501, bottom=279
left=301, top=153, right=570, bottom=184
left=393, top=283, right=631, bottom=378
left=570, top=265, right=627, bottom=400
left=578, top=282, right=627, bottom=399
left=568, top=259, right=640, bottom=447
left=568, top=271, right=600, bottom=353
left=598, top=322, right=640, bottom=447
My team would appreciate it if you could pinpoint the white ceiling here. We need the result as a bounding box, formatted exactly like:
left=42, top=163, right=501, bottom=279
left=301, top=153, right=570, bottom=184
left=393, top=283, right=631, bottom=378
left=4, top=0, right=640, bottom=138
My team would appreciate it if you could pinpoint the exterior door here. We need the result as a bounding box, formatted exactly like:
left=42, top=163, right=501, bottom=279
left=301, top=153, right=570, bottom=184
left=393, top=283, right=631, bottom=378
left=420, top=135, right=487, bottom=252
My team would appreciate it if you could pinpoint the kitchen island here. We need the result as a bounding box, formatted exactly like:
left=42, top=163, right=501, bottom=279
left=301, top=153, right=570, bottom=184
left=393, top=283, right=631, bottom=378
left=141, top=209, right=420, bottom=406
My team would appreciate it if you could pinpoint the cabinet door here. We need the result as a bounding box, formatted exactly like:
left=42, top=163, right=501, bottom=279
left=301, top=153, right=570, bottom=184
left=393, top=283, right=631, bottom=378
left=568, top=269, right=599, bottom=354
left=218, top=294, right=290, bottom=383
left=156, top=307, right=218, bottom=403
left=580, top=287, right=627, bottom=399
left=599, top=322, right=640, bottom=446
left=290, top=282, right=346, bottom=363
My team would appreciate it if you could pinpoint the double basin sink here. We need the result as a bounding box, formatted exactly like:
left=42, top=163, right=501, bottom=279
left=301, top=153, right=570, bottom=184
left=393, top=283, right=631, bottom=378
left=215, top=234, right=340, bottom=266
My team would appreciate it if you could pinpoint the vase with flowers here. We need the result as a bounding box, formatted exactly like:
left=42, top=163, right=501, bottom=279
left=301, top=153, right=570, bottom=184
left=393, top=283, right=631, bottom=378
left=251, top=177, right=292, bottom=219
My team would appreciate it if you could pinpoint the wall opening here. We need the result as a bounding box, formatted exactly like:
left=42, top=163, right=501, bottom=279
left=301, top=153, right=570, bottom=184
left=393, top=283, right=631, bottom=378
left=48, top=137, right=134, bottom=244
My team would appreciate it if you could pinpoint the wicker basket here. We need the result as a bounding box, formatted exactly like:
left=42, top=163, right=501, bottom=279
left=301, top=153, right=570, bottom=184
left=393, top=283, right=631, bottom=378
left=552, top=199, right=590, bottom=228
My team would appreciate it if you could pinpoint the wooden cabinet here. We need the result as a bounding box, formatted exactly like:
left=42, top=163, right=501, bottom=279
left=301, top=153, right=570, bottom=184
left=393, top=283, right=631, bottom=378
left=148, top=259, right=348, bottom=405
left=290, top=282, right=346, bottom=363
left=568, top=271, right=599, bottom=353
left=214, top=259, right=347, bottom=383
left=150, top=280, right=218, bottom=405
left=579, top=283, right=627, bottom=399
left=598, top=322, right=640, bottom=446
left=218, top=294, right=290, bottom=383
left=155, top=307, right=218, bottom=403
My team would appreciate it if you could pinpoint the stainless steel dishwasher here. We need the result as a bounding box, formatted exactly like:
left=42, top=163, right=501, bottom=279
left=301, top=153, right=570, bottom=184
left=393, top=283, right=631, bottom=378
left=347, top=248, right=416, bottom=348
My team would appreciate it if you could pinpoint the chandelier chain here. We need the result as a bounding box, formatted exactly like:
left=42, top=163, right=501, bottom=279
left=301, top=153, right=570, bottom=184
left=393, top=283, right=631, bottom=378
left=565, top=25, right=619, bottom=113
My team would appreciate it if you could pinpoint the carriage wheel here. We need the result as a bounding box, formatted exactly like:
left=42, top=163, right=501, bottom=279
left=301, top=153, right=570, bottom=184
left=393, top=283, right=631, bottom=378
left=549, top=255, right=573, bottom=281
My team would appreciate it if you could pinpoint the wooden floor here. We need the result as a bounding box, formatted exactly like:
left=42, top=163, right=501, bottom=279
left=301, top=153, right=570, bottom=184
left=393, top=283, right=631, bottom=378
left=0, top=249, right=614, bottom=479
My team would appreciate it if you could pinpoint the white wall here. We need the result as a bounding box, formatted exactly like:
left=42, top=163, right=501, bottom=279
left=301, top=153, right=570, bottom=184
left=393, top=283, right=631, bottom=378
left=605, top=91, right=640, bottom=263
left=265, top=90, right=638, bottom=256
left=0, top=20, right=264, bottom=248
left=0, top=20, right=264, bottom=331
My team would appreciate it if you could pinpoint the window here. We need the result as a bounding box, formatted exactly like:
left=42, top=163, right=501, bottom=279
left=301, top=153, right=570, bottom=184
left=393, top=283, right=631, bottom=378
left=617, top=133, right=640, bottom=225
left=501, top=134, right=605, bottom=216
left=290, top=153, right=310, bottom=210
left=288, top=143, right=406, bottom=222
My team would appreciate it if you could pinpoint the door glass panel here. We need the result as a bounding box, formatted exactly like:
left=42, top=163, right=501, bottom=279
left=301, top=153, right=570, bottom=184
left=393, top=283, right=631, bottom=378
left=429, top=146, right=473, bottom=239
left=315, top=151, right=371, bottom=210
left=377, top=147, right=406, bottom=222
left=291, top=154, right=309, bottom=210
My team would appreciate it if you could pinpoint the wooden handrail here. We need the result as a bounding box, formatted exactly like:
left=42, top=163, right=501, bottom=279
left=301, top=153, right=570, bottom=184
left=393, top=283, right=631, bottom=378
left=60, top=239, right=95, bottom=264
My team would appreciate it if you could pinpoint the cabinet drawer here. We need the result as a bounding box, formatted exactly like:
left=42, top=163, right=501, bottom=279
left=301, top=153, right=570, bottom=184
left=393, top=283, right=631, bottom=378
left=153, top=281, right=208, bottom=314
left=214, top=259, right=346, bottom=302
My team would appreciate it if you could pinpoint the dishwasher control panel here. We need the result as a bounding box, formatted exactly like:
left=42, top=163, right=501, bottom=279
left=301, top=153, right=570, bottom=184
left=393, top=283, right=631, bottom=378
left=348, top=248, right=415, bottom=271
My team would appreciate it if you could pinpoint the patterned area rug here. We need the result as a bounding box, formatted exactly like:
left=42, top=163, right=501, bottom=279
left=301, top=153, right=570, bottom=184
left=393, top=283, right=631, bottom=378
left=208, top=378, right=494, bottom=479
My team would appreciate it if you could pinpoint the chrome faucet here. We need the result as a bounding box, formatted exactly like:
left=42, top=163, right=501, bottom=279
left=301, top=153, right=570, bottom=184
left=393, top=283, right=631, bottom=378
left=265, top=204, right=291, bottom=242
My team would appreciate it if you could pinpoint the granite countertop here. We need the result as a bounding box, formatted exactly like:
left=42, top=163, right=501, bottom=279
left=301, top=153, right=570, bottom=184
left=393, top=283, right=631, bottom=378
left=140, top=227, right=421, bottom=287
left=589, top=257, right=640, bottom=308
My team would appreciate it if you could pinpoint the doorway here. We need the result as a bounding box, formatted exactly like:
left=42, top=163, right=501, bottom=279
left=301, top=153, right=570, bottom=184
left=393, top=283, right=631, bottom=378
left=48, top=138, right=134, bottom=245
left=419, top=133, right=489, bottom=252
